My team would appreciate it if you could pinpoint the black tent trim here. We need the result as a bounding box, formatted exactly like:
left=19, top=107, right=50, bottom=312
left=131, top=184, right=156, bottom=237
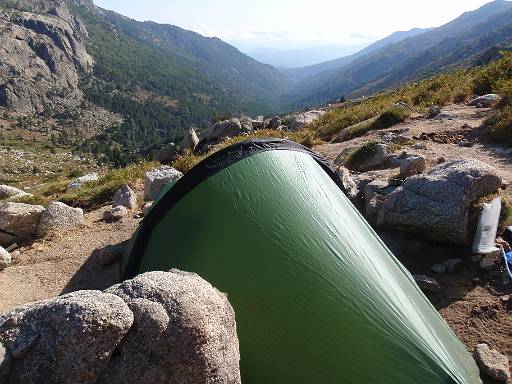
left=122, top=138, right=345, bottom=280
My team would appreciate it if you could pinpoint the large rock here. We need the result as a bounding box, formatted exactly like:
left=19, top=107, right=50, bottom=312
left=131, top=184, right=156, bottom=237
left=144, top=166, right=183, bottom=201
left=0, top=270, right=241, bottom=384
left=364, top=179, right=398, bottom=225
left=344, top=143, right=389, bottom=172
left=0, top=185, right=31, bottom=200
left=290, top=110, right=325, bottom=131
left=202, top=118, right=249, bottom=143
left=0, top=202, right=45, bottom=246
left=0, top=291, right=134, bottom=384
left=68, top=173, right=99, bottom=190
left=180, top=128, right=199, bottom=154
left=377, top=159, right=503, bottom=244
left=468, top=94, right=500, bottom=108
left=99, top=270, right=241, bottom=384
left=112, top=185, right=137, bottom=210
left=473, top=344, right=510, bottom=382
left=36, top=202, right=84, bottom=237
left=0, top=246, right=11, bottom=270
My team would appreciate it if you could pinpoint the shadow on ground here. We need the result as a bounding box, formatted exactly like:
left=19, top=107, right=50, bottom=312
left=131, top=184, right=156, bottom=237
left=61, top=242, right=127, bottom=294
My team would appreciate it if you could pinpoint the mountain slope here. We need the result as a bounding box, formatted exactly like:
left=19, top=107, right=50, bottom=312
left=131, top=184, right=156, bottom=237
left=284, top=0, right=512, bottom=108
left=0, top=0, right=294, bottom=166
left=280, top=28, right=432, bottom=84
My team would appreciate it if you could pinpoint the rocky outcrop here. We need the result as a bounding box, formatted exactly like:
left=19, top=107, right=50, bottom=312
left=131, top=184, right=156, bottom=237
left=153, top=143, right=178, bottom=163
left=36, top=201, right=84, bottom=237
left=377, top=159, right=503, bottom=244
left=0, top=185, right=31, bottom=200
left=201, top=118, right=251, bottom=143
left=180, top=128, right=199, bottom=153
left=68, top=173, right=99, bottom=190
left=0, top=3, right=93, bottom=115
left=0, top=270, right=241, bottom=384
left=100, top=270, right=240, bottom=384
left=144, top=166, right=183, bottom=201
left=0, top=202, right=45, bottom=246
left=468, top=94, right=500, bottom=108
left=290, top=110, right=325, bottom=131
left=0, top=291, right=134, bottom=384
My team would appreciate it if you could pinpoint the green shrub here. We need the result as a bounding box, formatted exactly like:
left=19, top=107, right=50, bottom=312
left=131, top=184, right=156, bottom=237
left=486, top=106, right=512, bottom=144
left=345, top=141, right=380, bottom=168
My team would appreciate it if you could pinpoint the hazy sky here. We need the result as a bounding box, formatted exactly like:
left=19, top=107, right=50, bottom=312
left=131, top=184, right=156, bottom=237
left=94, top=0, right=496, bottom=51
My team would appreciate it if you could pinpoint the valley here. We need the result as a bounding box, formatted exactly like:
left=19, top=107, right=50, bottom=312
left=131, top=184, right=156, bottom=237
left=1, top=0, right=512, bottom=383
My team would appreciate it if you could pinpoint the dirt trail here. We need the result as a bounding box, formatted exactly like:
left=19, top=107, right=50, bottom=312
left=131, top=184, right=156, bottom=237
left=0, top=208, right=140, bottom=312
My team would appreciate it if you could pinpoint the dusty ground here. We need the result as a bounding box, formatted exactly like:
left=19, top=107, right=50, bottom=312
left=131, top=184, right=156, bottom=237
left=0, top=103, right=511, bottom=382
left=0, top=207, right=140, bottom=311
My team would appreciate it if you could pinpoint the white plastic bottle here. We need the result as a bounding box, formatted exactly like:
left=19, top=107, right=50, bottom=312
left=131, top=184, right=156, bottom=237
left=472, top=197, right=502, bottom=254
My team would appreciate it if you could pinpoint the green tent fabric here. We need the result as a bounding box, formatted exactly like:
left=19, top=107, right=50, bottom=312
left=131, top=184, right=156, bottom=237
left=122, top=139, right=481, bottom=384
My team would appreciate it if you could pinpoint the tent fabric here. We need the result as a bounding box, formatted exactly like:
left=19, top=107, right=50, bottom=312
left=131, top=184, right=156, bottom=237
left=122, top=139, right=481, bottom=384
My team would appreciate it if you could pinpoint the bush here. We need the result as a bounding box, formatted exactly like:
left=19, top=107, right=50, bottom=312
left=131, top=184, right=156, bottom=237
left=486, top=106, right=512, bottom=144
left=345, top=141, right=380, bottom=168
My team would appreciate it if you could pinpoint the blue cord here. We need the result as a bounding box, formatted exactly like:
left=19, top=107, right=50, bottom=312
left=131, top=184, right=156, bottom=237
left=503, top=248, right=512, bottom=280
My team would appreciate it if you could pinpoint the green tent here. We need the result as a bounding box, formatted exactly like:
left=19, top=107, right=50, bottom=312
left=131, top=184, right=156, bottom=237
left=122, top=139, right=481, bottom=384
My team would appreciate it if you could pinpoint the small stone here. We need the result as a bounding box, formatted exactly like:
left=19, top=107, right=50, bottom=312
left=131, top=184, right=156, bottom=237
left=112, top=185, right=137, bottom=210
left=411, top=143, right=427, bottom=150
left=458, top=140, right=473, bottom=148
left=413, top=275, right=441, bottom=293
left=443, top=258, right=463, bottom=274
left=103, top=206, right=128, bottom=222
left=399, top=155, right=426, bottom=178
left=0, top=246, right=12, bottom=270
left=437, top=156, right=447, bottom=164
left=501, top=180, right=509, bottom=190
left=432, top=264, right=446, bottom=274
left=473, top=343, right=510, bottom=382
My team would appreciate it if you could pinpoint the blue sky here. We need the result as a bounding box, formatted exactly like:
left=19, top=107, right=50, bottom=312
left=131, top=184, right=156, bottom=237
left=94, top=0, right=495, bottom=51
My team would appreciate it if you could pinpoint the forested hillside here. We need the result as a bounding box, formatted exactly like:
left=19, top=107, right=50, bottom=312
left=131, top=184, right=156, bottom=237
left=284, top=0, right=512, bottom=109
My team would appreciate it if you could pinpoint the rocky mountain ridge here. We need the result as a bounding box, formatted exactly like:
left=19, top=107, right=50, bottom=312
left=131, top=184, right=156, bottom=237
left=0, top=1, right=92, bottom=114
